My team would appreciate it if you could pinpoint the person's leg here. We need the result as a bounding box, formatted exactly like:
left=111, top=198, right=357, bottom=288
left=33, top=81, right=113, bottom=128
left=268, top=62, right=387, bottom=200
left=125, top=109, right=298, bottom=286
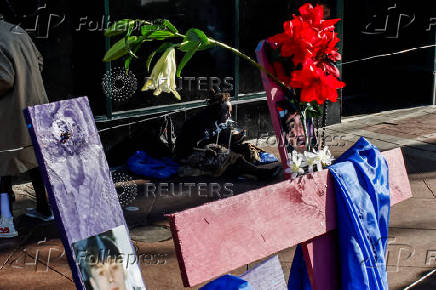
left=0, top=176, right=13, bottom=217
left=0, top=176, right=18, bottom=237
left=28, top=168, right=51, bottom=217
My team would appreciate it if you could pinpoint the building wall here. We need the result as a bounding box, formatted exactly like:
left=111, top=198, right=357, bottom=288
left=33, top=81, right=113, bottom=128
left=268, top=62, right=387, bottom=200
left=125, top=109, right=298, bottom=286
left=342, top=0, right=436, bottom=115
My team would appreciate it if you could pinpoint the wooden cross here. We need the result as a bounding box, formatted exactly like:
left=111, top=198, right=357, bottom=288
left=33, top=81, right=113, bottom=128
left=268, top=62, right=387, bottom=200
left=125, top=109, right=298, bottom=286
left=167, top=41, right=413, bottom=288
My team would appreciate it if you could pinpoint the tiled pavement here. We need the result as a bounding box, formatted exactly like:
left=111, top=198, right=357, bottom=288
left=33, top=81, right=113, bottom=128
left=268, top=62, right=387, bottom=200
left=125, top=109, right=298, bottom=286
left=2, top=105, right=436, bottom=289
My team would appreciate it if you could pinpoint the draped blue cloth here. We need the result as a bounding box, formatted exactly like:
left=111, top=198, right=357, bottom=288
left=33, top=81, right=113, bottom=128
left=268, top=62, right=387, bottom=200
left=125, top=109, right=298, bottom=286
left=200, top=275, right=253, bottom=290
left=288, top=244, right=312, bottom=290
left=289, top=137, right=390, bottom=290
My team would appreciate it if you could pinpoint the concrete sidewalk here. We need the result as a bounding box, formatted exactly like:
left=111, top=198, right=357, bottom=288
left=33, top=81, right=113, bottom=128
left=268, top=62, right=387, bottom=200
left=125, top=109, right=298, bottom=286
left=2, top=105, right=436, bottom=289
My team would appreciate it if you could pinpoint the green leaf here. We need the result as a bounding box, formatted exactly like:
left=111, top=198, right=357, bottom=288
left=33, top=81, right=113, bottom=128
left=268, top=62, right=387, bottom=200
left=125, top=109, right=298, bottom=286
left=103, top=36, right=142, bottom=62
left=179, top=40, right=214, bottom=52
left=179, top=29, right=211, bottom=53
left=124, top=43, right=142, bottom=72
left=197, top=43, right=216, bottom=51
left=304, top=101, right=323, bottom=119
left=146, top=42, right=176, bottom=72
left=124, top=23, right=136, bottom=58
left=177, top=42, right=201, bottom=77
left=105, top=19, right=136, bottom=37
left=141, top=24, right=161, bottom=36
left=178, top=40, right=199, bottom=52
left=162, top=19, right=178, bottom=34
left=185, top=28, right=209, bottom=45
left=140, top=24, right=176, bottom=40
left=148, top=30, right=175, bottom=40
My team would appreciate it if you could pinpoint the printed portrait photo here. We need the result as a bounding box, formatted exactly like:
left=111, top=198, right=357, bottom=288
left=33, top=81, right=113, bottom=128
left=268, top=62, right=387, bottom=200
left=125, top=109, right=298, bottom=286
left=72, top=225, right=145, bottom=290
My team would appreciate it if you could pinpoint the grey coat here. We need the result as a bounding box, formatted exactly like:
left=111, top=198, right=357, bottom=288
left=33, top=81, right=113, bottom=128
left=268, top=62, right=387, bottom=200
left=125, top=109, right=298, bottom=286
left=0, top=19, right=49, bottom=176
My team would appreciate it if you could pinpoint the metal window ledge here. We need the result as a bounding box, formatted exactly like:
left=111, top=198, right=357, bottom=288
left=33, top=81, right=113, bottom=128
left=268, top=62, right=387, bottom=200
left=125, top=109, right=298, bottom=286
left=95, top=92, right=266, bottom=123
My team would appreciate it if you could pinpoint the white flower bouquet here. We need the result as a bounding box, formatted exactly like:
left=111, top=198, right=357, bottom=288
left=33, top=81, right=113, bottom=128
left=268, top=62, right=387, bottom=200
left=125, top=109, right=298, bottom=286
left=286, top=146, right=334, bottom=180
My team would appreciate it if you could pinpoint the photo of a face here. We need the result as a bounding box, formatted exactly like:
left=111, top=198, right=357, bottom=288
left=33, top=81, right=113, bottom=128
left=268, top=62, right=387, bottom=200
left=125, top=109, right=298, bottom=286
left=88, top=257, right=126, bottom=290
left=72, top=225, right=145, bottom=290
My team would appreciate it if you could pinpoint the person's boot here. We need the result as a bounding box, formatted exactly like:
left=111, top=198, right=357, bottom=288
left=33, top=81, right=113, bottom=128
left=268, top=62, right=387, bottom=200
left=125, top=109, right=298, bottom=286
left=25, top=208, right=54, bottom=222
left=28, top=168, right=54, bottom=222
left=0, top=216, right=18, bottom=238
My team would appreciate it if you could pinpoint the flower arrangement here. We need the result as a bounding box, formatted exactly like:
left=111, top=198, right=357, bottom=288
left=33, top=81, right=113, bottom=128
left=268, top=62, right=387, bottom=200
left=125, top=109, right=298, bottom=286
left=267, top=3, right=345, bottom=104
left=103, top=3, right=344, bottom=179
left=286, top=146, right=334, bottom=179
left=265, top=3, right=344, bottom=178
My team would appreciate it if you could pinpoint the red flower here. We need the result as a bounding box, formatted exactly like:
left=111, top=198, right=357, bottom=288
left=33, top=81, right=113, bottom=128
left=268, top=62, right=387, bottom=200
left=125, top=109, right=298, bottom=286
left=311, top=31, right=341, bottom=77
left=268, top=18, right=316, bottom=65
left=298, top=3, right=324, bottom=26
left=272, top=61, right=290, bottom=84
left=267, top=3, right=341, bottom=68
left=290, top=61, right=345, bottom=104
left=267, top=3, right=345, bottom=104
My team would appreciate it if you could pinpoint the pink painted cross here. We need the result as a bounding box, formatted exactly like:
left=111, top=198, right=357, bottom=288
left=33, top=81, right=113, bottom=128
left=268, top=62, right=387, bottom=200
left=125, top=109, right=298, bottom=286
left=166, top=41, right=413, bottom=288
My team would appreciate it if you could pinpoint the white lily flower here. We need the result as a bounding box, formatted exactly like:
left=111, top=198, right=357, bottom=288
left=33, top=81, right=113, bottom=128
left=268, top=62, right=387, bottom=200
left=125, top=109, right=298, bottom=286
left=141, top=47, right=181, bottom=100
left=317, top=146, right=335, bottom=167
left=286, top=151, right=306, bottom=180
left=304, top=151, right=321, bottom=173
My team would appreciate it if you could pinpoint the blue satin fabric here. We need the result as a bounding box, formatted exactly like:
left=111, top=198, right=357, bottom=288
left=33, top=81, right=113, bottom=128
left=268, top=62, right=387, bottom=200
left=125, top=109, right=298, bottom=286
left=289, top=137, right=390, bottom=290
left=330, top=137, right=390, bottom=290
left=288, top=244, right=312, bottom=290
left=200, top=275, right=253, bottom=290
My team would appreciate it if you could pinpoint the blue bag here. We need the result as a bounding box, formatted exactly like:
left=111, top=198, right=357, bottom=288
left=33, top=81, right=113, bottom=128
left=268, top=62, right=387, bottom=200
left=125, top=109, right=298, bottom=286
left=127, top=151, right=179, bottom=179
left=259, top=152, right=279, bottom=164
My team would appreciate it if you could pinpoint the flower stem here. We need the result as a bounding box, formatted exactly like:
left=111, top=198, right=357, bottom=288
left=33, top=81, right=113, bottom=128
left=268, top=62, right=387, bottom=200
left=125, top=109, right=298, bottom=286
left=300, top=109, right=310, bottom=151
left=172, top=33, right=288, bottom=91
left=208, top=39, right=287, bottom=90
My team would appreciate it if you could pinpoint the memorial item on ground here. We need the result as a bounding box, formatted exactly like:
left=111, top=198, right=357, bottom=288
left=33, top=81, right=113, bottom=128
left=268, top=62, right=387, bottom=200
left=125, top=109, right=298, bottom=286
left=174, top=90, right=281, bottom=180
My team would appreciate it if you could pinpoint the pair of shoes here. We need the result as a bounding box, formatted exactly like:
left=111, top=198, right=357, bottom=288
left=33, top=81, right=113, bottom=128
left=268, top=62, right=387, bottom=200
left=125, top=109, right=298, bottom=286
left=25, top=208, right=54, bottom=222
left=0, top=216, right=18, bottom=238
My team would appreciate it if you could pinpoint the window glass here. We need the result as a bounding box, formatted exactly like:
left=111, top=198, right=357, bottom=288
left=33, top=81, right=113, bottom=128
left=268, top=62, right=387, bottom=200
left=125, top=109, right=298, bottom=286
left=108, top=0, right=235, bottom=113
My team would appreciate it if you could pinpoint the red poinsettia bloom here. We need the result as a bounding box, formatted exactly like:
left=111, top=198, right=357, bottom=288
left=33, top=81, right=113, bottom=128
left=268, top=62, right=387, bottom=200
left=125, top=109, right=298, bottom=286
left=267, top=3, right=345, bottom=104
left=290, top=61, right=345, bottom=104
left=272, top=61, right=290, bottom=84
left=298, top=3, right=324, bottom=26
left=267, top=3, right=341, bottom=68
left=311, top=31, right=341, bottom=77
left=268, top=17, right=316, bottom=65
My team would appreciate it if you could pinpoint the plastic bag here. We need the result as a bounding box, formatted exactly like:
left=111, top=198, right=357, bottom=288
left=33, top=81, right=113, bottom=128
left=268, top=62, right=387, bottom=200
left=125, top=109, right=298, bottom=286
left=259, top=152, right=279, bottom=164
left=159, top=115, right=176, bottom=154
left=127, top=151, right=179, bottom=179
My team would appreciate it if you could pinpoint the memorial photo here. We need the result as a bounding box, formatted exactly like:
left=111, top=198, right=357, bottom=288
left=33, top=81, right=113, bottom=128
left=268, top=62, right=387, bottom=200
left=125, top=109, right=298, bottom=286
left=73, top=225, right=145, bottom=290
